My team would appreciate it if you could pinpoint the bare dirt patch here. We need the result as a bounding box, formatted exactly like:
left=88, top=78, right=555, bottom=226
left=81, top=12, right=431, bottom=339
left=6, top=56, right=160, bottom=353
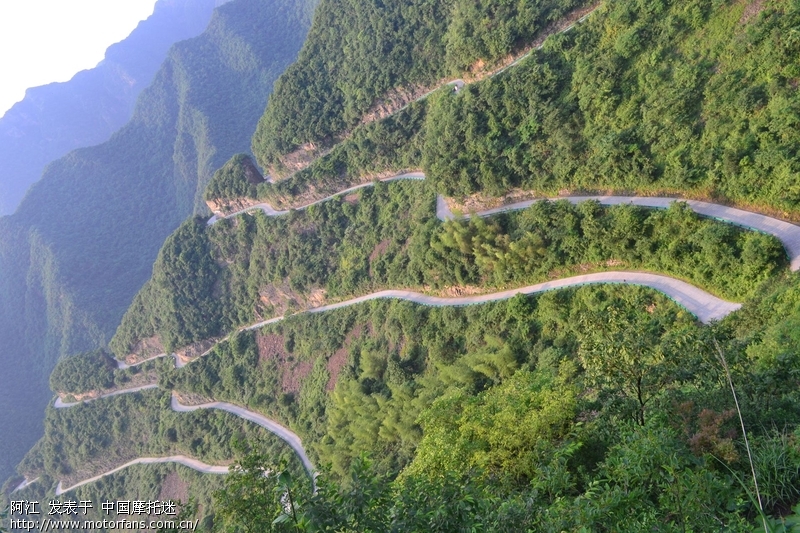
left=357, top=4, right=599, bottom=129
left=157, top=471, right=189, bottom=504
left=257, top=333, right=286, bottom=364
left=326, top=325, right=363, bottom=391
left=369, top=239, right=391, bottom=262
left=447, top=183, right=800, bottom=226
left=268, top=168, right=421, bottom=211
left=58, top=370, right=159, bottom=402
left=173, top=391, right=214, bottom=406
left=256, top=332, right=313, bottom=393
left=124, top=336, right=165, bottom=365
left=255, top=281, right=328, bottom=319
left=447, top=188, right=540, bottom=214
left=436, top=285, right=486, bottom=298
left=740, top=0, right=765, bottom=23
left=283, top=362, right=313, bottom=394
left=207, top=196, right=263, bottom=216
left=270, top=142, right=334, bottom=180
left=359, top=83, right=439, bottom=126
left=175, top=338, right=220, bottom=366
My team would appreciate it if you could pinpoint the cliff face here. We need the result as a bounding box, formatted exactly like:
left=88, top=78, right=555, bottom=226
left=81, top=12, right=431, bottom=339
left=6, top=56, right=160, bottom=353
left=0, top=0, right=314, bottom=483
left=0, top=0, right=221, bottom=216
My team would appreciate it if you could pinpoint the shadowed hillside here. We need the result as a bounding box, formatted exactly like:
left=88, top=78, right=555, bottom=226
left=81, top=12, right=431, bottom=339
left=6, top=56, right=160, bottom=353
left=0, top=0, right=225, bottom=216
left=0, top=0, right=314, bottom=483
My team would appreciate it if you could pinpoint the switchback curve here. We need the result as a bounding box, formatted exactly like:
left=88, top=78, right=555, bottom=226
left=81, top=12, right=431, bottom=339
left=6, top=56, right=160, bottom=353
left=246, top=271, right=741, bottom=329
left=53, top=394, right=315, bottom=496
left=437, top=195, right=800, bottom=271
left=53, top=384, right=159, bottom=409
left=171, top=394, right=314, bottom=475
left=55, top=456, right=229, bottom=496
left=210, top=172, right=424, bottom=223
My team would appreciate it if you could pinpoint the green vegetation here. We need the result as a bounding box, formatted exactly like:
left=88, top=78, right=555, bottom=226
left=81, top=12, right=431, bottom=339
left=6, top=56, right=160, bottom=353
left=49, top=349, right=170, bottom=397
left=257, top=101, right=428, bottom=209
left=112, top=218, right=223, bottom=354
left=18, top=388, right=305, bottom=490
left=209, top=100, right=427, bottom=211
left=49, top=350, right=117, bottom=395
left=15, top=0, right=800, bottom=529
left=112, top=181, right=785, bottom=355
left=0, top=0, right=315, bottom=483
left=200, top=271, right=800, bottom=530
left=205, top=154, right=265, bottom=210
left=252, top=0, right=590, bottom=172
left=11, top=462, right=223, bottom=532
left=244, top=0, right=800, bottom=218
left=423, top=0, right=800, bottom=211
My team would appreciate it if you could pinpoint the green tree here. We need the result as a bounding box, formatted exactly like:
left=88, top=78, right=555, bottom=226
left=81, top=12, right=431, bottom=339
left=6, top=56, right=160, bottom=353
left=578, top=304, right=698, bottom=426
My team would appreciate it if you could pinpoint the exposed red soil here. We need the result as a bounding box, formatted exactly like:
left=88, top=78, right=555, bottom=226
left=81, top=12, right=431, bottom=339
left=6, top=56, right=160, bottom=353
left=740, top=0, right=765, bottom=23
left=369, top=239, right=391, bottom=262
left=257, top=333, right=285, bottom=364
left=175, top=338, right=219, bottom=365
left=157, top=471, right=189, bottom=505
left=124, top=336, right=165, bottom=365
left=256, top=333, right=313, bottom=393
left=326, top=325, right=363, bottom=391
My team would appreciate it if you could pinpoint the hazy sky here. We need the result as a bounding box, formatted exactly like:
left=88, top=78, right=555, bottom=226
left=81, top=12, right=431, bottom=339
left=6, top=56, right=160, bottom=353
left=0, top=0, right=158, bottom=116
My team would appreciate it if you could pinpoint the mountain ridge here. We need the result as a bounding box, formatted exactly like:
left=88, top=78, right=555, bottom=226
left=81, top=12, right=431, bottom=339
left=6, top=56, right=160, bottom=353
left=0, top=0, right=314, bottom=483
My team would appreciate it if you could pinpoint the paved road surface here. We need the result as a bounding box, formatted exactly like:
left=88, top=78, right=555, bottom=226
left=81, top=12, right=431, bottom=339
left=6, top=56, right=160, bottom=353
left=246, top=271, right=740, bottom=328
left=218, top=5, right=598, bottom=214
left=116, top=352, right=173, bottom=370
left=11, top=476, right=39, bottom=493
left=171, top=394, right=314, bottom=475
left=52, top=393, right=315, bottom=495
left=437, top=195, right=800, bottom=271
left=53, top=384, right=159, bottom=408
left=214, top=180, right=800, bottom=272
left=56, top=456, right=229, bottom=496
left=211, top=172, right=425, bottom=224
left=50, top=269, right=733, bottom=494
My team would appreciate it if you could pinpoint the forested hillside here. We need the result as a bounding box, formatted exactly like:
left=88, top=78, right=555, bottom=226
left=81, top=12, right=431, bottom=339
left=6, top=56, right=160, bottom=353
left=0, top=0, right=222, bottom=216
left=218, top=0, right=800, bottom=218
left=226, top=0, right=800, bottom=216
left=0, top=0, right=314, bottom=484
left=11, top=0, right=800, bottom=529
left=251, top=0, right=591, bottom=176
left=421, top=0, right=800, bottom=211
left=113, top=182, right=784, bottom=356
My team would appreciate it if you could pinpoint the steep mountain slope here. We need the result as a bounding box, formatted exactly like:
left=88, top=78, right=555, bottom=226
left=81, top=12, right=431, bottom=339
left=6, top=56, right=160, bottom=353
left=251, top=0, right=591, bottom=176
left=0, top=0, right=314, bottom=483
left=17, top=0, right=800, bottom=528
left=0, top=0, right=224, bottom=216
left=229, top=0, right=800, bottom=219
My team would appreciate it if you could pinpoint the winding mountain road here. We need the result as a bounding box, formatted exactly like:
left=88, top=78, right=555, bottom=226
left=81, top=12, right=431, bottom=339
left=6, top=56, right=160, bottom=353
left=211, top=167, right=800, bottom=272
left=53, top=384, right=159, bottom=409
left=437, top=195, right=800, bottom=271
left=52, top=393, right=315, bottom=495
left=217, top=5, right=598, bottom=208
left=171, top=394, right=314, bottom=475
left=245, top=271, right=740, bottom=328
left=55, top=456, right=229, bottom=496
left=210, top=172, right=425, bottom=223
left=52, top=270, right=731, bottom=495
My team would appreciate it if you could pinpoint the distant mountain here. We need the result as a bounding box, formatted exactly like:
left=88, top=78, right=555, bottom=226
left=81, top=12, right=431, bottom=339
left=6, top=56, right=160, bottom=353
left=0, top=0, right=224, bottom=216
left=0, top=0, right=314, bottom=483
